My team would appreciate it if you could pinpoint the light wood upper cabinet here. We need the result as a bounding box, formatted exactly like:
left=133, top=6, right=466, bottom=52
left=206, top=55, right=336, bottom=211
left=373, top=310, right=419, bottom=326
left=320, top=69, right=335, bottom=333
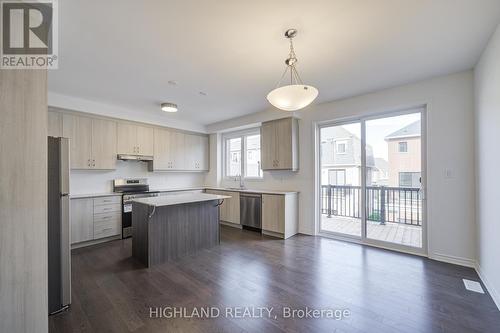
left=48, top=110, right=62, bottom=137
left=62, top=113, right=117, bottom=170
left=184, top=134, right=209, bottom=171
left=117, top=123, right=153, bottom=156
left=63, top=113, right=93, bottom=169
left=54, top=110, right=207, bottom=172
left=91, top=118, right=117, bottom=170
left=261, top=117, right=299, bottom=171
left=137, top=125, right=154, bottom=156
left=152, top=129, right=208, bottom=171
left=152, top=128, right=171, bottom=170
left=169, top=131, right=186, bottom=170
left=199, top=135, right=209, bottom=170
left=261, top=121, right=276, bottom=170
left=152, top=128, right=186, bottom=170
left=116, top=123, right=137, bottom=155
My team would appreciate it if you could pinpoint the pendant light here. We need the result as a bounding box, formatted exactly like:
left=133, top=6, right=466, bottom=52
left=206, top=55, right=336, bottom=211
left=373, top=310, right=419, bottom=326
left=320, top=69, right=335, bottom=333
left=266, top=29, right=318, bottom=111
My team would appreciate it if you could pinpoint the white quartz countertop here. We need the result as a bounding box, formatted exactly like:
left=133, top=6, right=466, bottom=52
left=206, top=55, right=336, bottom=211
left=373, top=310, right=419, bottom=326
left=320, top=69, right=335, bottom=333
left=70, top=193, right=121, bottom=199
left=70, top=187, right=298, bottom=199
left=132, top=193, right=231, bottom=207
left=205, top=187, right=298, bottom=195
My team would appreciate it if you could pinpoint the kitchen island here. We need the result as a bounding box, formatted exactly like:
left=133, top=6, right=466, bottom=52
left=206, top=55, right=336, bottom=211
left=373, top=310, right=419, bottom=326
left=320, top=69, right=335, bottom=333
left=131, top=193, right=230, bottom=267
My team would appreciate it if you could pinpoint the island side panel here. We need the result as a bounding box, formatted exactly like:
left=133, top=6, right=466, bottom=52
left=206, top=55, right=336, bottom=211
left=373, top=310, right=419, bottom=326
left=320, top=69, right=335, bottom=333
left=148, top=200, right=220, bottom=266
left=132, top=202, right=151, bottom=266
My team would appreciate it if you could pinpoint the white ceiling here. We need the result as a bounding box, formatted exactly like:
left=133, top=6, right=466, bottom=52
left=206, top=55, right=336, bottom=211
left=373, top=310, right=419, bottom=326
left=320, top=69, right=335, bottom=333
left=48, top=0, right=500, bottom=126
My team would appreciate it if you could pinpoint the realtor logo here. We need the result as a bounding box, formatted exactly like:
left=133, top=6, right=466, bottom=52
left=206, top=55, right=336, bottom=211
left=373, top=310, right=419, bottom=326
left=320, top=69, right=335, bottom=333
left=1, top=0, right=58, bottom=69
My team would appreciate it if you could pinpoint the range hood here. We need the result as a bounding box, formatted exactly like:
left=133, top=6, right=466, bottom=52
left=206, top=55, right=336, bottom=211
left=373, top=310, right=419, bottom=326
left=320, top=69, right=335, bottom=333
left=117, top=154, right=153, bottom=161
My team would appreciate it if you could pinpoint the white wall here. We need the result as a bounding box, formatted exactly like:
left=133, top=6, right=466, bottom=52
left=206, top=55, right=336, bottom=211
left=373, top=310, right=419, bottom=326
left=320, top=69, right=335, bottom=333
left=71, top=161, right=206, bottom=195
left=474, top=23, right=500, bottom=309
left=207, top=71, right=476, bottom=266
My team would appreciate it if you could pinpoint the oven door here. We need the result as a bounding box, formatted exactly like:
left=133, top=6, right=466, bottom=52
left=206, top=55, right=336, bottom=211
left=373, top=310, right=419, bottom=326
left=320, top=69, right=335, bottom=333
left=122, top=201, right=132, bottom=238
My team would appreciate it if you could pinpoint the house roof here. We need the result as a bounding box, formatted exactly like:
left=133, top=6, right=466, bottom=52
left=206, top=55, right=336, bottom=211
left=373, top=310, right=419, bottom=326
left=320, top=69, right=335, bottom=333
left=385, top=120, right=421, bottom=140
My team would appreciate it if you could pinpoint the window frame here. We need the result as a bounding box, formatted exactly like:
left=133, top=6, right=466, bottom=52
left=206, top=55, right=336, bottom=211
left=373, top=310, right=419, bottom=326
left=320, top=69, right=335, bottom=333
left=335, top=140, right=348, bottom=154
left=398, top=141, right=408, bottom=153
left=222, top=127, right=263, bottom=180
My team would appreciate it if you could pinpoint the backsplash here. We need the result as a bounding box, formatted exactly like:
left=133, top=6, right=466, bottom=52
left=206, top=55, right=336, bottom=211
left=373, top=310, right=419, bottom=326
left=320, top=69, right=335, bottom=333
left=70, top=160, right=206, bottom=194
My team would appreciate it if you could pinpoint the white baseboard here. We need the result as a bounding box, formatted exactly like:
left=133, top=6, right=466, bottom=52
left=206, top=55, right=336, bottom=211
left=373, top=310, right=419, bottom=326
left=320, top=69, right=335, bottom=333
left=428, top=252, right=476, bottom=268
left=475, top=262, right=500, bottom=311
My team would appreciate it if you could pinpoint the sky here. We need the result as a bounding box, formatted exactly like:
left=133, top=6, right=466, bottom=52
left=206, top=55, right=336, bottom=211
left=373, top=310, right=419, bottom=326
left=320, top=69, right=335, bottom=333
left=321, top=112, right=421, bottom=160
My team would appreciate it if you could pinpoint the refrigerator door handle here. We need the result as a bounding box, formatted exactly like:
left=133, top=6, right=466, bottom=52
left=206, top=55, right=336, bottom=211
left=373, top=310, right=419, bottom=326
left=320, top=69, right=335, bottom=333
left=60, top=193, right=71, bottom=307
left=59, top=137, right=70, bottom=195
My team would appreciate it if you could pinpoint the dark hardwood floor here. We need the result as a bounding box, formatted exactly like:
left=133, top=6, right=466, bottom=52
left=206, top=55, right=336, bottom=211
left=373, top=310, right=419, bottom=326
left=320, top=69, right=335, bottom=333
left=49, top=226, right=500, bottom=333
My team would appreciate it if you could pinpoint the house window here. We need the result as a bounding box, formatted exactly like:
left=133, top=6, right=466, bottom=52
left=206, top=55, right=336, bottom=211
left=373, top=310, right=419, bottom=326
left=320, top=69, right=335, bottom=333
left=224, top=129, right=262, bottom=179
left=328, top=169, right=346, bottom=185
left=336, top=140, right=347, bottom=154
left=399, top=172, right=421, bottom=187
left=398, top=141, right=408, bottom=152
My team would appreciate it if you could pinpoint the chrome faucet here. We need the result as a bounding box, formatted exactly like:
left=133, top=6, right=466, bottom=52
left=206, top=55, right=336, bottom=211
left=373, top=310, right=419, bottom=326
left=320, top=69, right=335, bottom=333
left=235, top=174, right=246, bottom=190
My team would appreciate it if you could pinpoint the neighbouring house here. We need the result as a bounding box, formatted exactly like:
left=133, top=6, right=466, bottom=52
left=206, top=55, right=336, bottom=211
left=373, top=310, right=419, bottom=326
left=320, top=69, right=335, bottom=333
left=320, top=126, right=375, bottom=186
left=385, top=120, right=421, bottom=188
left=372, top=157, right=389, bottom=185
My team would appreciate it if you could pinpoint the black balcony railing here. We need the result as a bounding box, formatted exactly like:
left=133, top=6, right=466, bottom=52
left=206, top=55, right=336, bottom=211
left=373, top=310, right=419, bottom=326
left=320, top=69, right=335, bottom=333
left=321, top=185, right=422, bottom=226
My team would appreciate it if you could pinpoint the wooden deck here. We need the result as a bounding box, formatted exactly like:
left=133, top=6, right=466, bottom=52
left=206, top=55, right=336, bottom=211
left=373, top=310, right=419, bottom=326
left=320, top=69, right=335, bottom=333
left=321, top=215, right=422, bottom=248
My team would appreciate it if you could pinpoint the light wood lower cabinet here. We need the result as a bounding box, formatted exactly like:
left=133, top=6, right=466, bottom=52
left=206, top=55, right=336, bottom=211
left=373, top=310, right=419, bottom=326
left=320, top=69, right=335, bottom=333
left=205, top=190, right=240, bottom=224
left=71, top=198, right=94, bottom=243
left=262, top=193, right=298, bottom=239
left=70, top=196, right=122, bottom=246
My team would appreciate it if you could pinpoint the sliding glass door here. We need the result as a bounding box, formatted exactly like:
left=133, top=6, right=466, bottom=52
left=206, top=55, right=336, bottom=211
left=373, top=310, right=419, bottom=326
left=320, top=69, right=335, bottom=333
left=319, top=109, right=425, bottom=253
left=319, top=122, right=362, bottom=237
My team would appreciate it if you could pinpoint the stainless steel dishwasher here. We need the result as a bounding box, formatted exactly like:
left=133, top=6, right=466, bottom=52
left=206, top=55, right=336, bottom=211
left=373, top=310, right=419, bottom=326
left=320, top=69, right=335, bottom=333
left=240, top=193, right=262, bottom=231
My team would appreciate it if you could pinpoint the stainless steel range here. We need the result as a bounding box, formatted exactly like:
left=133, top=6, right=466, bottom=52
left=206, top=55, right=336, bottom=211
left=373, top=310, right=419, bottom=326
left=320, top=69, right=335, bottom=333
left=113, top=178, right=158, bottom=238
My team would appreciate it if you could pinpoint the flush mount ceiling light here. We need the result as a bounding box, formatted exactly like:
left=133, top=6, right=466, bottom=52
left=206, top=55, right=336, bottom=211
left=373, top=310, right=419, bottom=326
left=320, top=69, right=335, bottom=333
left=267, top=29, right=318, bottom=111
left=161, top=102, right=178, bottom=113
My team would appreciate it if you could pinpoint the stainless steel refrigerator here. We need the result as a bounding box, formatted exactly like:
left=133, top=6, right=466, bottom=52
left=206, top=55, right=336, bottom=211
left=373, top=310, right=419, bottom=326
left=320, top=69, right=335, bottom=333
left=48, top=137, right=71, bottom=314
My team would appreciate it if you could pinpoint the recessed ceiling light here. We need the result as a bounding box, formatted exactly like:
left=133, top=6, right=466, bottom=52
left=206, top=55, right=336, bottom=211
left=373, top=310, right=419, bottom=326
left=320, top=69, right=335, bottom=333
left=161, top=102, right=178, bottom=112
left=168, top=80, right=177, bottom=86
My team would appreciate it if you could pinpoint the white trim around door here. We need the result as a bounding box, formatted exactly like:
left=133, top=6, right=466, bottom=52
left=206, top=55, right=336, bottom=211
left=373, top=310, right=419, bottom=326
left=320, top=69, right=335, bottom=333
left=314, top=106, right=428, bottom=257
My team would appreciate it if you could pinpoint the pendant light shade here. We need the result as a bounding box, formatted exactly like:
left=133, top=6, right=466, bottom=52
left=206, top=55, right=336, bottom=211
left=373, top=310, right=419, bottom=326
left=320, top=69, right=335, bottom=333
left=267, top=29, right=318, bottom=111
left=267, top=84, right=319, bottom=111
